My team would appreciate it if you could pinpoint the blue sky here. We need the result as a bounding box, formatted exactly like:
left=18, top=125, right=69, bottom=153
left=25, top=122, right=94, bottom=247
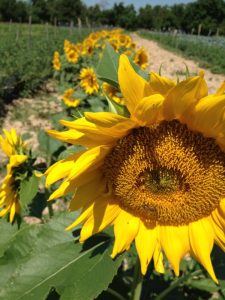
left=83, top=0, right=195, bottom=10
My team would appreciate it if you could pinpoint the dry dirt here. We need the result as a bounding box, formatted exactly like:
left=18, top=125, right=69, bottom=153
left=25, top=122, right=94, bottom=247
left=132, top=33, right=225, bottom=94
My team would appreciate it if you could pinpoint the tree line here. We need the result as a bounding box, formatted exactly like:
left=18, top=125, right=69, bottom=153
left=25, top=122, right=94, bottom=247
left=0, top=0, right=225, bottom=36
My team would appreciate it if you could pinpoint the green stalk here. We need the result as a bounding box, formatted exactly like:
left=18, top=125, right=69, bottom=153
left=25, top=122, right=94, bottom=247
left=130, top=258, right=143, bottom=300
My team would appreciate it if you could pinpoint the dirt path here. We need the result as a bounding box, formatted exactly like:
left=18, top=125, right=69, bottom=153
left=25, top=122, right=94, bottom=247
left=132, top=33, right=225, bottom=94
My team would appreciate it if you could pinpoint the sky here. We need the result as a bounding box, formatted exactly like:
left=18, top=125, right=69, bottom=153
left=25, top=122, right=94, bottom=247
left=83, top=0, right=195, bottom=10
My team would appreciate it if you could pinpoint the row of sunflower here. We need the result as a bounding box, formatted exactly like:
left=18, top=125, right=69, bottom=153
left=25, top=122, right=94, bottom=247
left=52, top=29, right=148, bottom=111
left=1, top=28, right=225, bottom=300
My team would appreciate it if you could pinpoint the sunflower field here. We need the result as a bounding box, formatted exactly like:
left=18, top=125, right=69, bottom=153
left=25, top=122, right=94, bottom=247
left=1, top=26, right=225, bottom=300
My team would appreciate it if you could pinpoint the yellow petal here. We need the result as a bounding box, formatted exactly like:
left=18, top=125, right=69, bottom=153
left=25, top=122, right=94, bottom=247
left=80, top=201, right=120, bottom=242
left=150, top=72, right=175, bottom=96
left=65, top=203, right=94, bottom=231
left=9, top=201, right=16, bottom=223
left=45, top=152, right=83, bottom=187
left=216, top=81, right=225, bottom=95
left=186, top=94, right=225, bottom=149
left=218, top=198, right=225, bottom=219
left=84, top=112, right=129, bottom=127
left=67, top=146, right=111, bottom=181
left=153, top=242, right=165, bottom=273
left=9, top=155, right=27, bottom=167
left=60, top=117, right=96, bottom=130
left=160, top=225, right=189, bottom=276
left=111, top=209, right=140, bottom=258
left=118, top=54, right=151, bottom=115
left=69, top=173, right=105, bottom=211
left=210, top=213, right=225, bottom=251
left=163, top=73, right=208, bottom=121
left=189, top=218, right=218, bottom=283
left=133, top=94, right=164, bottom=126
left=49, top=169, right=102, bottom=201
left=135, top=221, right=157, bottom=274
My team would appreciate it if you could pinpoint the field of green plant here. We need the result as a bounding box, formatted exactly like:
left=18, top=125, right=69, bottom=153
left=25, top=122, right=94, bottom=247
left=0, top=23, right=90, bottom=112
left=139, top=30, right=225, bottom=75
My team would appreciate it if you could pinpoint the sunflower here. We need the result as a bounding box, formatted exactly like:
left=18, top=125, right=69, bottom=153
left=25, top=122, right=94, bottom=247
left=134, top=47, right=149, bottom=69
left=52, top=51, right=61, bottom=71
left=62, top=88, right=80, bottom=108
left=102, top=82, right=125, bottom=105
left=45, top=55, right=225, bottom=282
left=66, top=45, right=79, bottom=64
left=79, top=67, right=99, bottom=95
left=0, top=129, right=27, bottom=222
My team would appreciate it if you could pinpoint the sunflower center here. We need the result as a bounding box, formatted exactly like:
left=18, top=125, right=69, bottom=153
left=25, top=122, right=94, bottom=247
left=103, top=120, right=225, bottom=226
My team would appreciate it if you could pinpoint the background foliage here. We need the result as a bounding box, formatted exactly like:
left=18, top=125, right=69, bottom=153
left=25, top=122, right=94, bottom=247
left=0, top=23, right=89, bottom=113
left=0, top=0, right=224, bottom=35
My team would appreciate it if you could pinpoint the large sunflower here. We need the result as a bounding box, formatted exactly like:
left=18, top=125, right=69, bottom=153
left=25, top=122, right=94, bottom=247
left=0, top=129, right=27, bottom=222
left=45, top=55, right=225, bottom=282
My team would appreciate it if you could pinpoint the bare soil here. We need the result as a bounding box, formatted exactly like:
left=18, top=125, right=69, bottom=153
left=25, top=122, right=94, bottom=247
left=132, top=33, right=225, bottom=94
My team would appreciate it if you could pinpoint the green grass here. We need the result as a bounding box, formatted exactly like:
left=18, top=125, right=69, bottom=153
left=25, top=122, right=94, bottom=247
left=0, top=23, right=90, bottom=113
left=138, top=30, right=225, bottom=75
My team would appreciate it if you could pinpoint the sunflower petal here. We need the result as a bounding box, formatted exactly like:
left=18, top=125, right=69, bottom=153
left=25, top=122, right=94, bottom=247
left=160, top=225, right=189, bottom=276
left=80, top=201, right=120, bottom=242
left=65, top=203, right=94, bottom=231
left=67, top=145, right=111, bottom=181
left=186, top=94, right=225, bottom=149
left=69, top=173, right=105, bottom=211
left=135, top=221, right=157, bottom=274
left=118, top=54, right=151, bottom=115
left=150, top=72, right=175, bottom=96
left=153, top=242, right=165, bottom=273
left=133, top=94, right=164, bottom=126
left=45, top=152, right=83, bottom=187
left=189, top=218, right=218, bottom=283
left=216, top=81, right=225, bottom=96
left=163, top=73, right=208, bottom=121
left=111, top=209, right=140, bottom=258
left=84, top=112, right=129, bottom=127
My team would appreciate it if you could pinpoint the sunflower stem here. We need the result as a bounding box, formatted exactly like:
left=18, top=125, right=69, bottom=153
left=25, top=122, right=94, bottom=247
left=130, top=258, right=143, bottom=300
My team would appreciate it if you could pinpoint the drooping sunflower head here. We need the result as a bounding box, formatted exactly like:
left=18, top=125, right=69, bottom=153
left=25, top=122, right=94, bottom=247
left=62, top=88, right=80, bottom=108
left=79, top=67, right=99, bottom=95
left=0, top=129, right=28, bottom=222
left=46, top=54, right=225, bottom=282
left=134, top=47, right=149, bottom=69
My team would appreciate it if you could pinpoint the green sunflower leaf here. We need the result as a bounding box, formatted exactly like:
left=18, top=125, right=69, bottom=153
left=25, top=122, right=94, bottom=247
left=97, top=42, right=119, bottom=88
left=19, top=174, right=39, bottom=210
left=0, top=212, right=123, bottom=300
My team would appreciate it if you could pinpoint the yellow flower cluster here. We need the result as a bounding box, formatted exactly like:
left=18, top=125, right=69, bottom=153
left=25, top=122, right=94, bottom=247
left=64, top=40, right=79, bottom=63
left=54, top=29, right=150, bottom=108
left=0, top=129, right=27, bottom=223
